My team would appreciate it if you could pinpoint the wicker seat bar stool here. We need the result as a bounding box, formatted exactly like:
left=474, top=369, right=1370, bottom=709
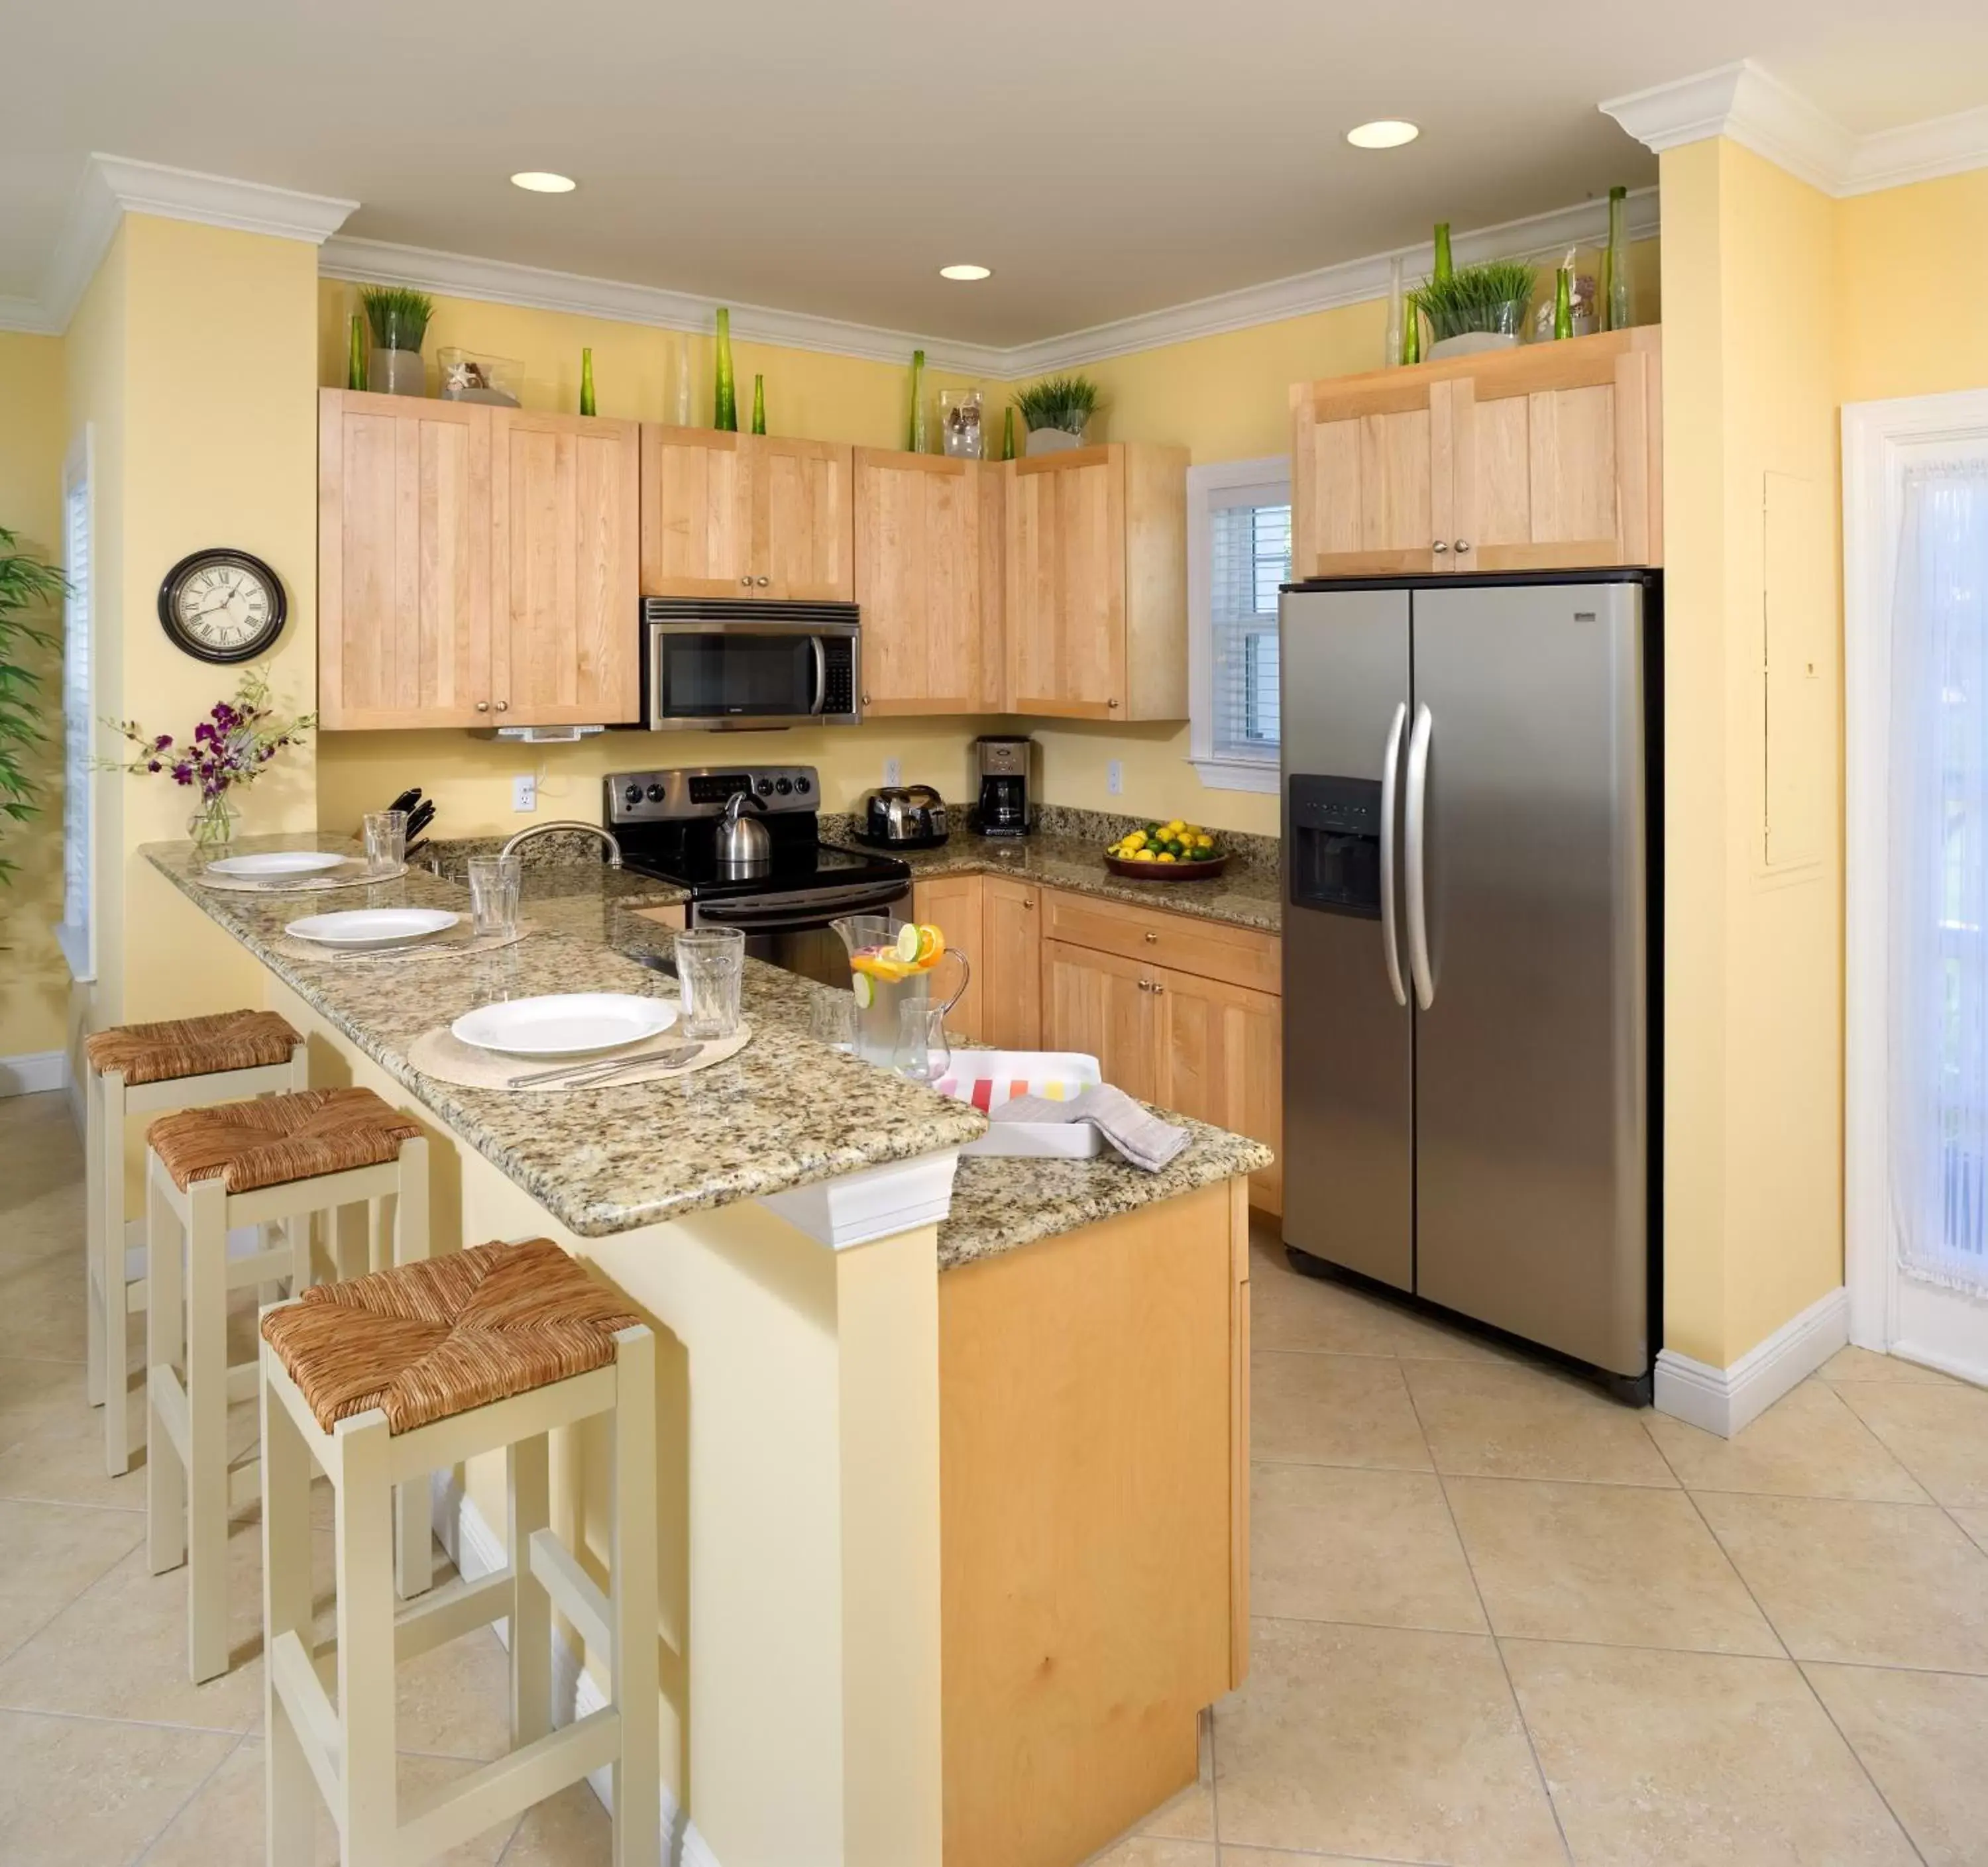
left=83, top=1010, right=309, bottom=1477
left=145, top=1085, right=433, bottom=1683
left=258, top=1238, right=659, bottom=1867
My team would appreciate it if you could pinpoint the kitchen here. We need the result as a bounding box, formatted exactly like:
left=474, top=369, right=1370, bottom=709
left=4, top=13, right=1988, bottom=1867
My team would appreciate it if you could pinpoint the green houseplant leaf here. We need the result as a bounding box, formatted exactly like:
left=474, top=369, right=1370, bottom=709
left=1408, top=259, right=1538, bottom=343
left=1013, top=373, right=1103, bottom=437
left=0, top=525, right=66, bottom=889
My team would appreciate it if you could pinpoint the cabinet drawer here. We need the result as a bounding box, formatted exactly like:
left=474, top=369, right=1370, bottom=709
left=1043, top=890, right=1279, bottom=995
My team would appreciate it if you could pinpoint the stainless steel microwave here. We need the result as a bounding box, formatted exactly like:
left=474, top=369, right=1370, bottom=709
left=641, top=598, right=861, bottom=730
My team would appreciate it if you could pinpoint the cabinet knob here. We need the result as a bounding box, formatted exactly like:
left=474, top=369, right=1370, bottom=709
left=861, top=693, right=871, bottom=707
left=755, top=575, right=770, bottom=587
left=1022, top=896, right=1034, bottom=909
left=740, top=576, right=753, bottom=587
left=475, top=701, right=490, bottom=713
left=1455, top=539, right=1472, bottom=554
left=495, top=700, right=509, bottom=712
left=1431, top=539, right=1449, bottom=554
left=1107, top=698, right=1119, bottom=709
left=1144, top=930, right=1158, bottom=944
left=1150, top=982, right=1165, bottom=994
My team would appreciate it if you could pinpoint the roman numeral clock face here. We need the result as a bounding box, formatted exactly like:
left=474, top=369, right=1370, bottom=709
left=157, top=549, right=288, bottom=664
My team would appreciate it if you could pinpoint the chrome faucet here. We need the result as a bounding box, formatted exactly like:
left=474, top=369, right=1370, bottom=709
left=497, top=820, right=624, bottom=869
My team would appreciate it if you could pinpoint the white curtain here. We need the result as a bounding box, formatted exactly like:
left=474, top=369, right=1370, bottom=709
left=1889, top=457, right=1988, bottom=1296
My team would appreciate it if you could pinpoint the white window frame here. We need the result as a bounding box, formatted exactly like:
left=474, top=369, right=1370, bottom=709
left=1186, top=454, right=1290, bottom=794
left=1843, top=386, right=1988, bottom=1383
left=54, top=425, right=95, bottom=986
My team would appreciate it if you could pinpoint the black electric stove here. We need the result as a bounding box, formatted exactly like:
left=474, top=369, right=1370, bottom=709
left=604, top=765, right=911, bottom=971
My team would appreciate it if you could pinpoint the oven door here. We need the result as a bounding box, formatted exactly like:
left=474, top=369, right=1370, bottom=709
left=691, top=877, right=912, bottom=985
left=645, top=619, right=857, bottom=729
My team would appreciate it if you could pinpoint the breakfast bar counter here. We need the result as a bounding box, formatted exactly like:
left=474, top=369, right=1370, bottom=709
left=145, top=839, right=1267, bottom=1867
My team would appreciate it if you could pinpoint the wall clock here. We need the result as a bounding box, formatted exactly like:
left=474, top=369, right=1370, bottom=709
left=156, top=548, right=288, bottom=664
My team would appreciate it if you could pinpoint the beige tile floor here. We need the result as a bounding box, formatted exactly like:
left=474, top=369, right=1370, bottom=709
left=1091, top=1233, right=1988, bottom=1867
left=8, top=1089, right=1988, bottom=1865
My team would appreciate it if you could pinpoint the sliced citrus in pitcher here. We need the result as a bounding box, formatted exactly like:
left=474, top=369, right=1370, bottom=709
left=893, top=922, right=922, bottom=964
left=914, top=924, right=945, bottom=967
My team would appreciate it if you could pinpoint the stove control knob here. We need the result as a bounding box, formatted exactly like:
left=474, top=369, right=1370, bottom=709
left=645, top=783, right=666, bottom=802
left=774, top=776, right=792, bottom=795
left=755, top=777, right=775, bottom=796
left=623, top=784, right=642, bottom=806
left=795, top=775, right=811, bottom=794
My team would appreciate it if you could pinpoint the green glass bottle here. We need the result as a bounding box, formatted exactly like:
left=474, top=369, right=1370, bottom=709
left=907, top=348, right=926, bottom=453
left=347, top=313, right=366, bottom=391
left=1402, top=293, right=1423, bottom=366
left=1432, top=222, right=1453, bottom=286
left=1553, top=265, right=1574, bottom=341
left=1001, top=405, right=1016, bottom=462
left=1602, top=186, right=1631, bottom=332
left=750, top=374, right=766, bottom=436
left=714, top=309, right=738, bottom=431
left=579, top=347, right=596, bottom=417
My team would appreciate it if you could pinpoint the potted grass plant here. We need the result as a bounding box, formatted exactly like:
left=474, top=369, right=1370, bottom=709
left=359, top=285, right=435, bottom=396
left=1410, top=259, right=1537, bottom=360
left=0, top=526, right=64, bottom=893
left=1014, top=374, right=1103, bottom=455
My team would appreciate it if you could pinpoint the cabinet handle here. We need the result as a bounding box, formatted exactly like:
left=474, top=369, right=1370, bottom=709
left=1454, top=539, right=1472, bottom=554
left=1431, top=539, right=1449, bottom=554
left=755, top=575, right=770, bottom=587
left=495, top=700, right=509, bottom=712
left=475, top=701, right=490, bottom=713
left=1144, top=930, right=1158, bottom=944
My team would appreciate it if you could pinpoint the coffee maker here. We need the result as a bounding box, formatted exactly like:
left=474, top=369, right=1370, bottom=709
left=971, top=735, right=1032, bottom=837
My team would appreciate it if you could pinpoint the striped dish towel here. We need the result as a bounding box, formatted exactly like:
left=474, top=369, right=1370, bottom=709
left=933, top=1073, right=1085, bottom=1112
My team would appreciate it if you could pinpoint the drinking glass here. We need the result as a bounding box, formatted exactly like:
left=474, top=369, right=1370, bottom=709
left=893, top=1000, right=951, bottom=1085
left=676, top=927, right=745, bottom=1040
left=808, top=990, right=856, bottom=1053
left=362, top=810, right=408, bottom=877
left=467, top=854, right=522, bottom=939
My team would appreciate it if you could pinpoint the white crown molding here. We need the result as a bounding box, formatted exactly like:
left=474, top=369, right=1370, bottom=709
left=25, top=152, right=358, bottom=335
left=0, top=295, right=49, bottom=335
left=318, top=233, right=1011, bottom=378
left=1602, top=60, right=1988, bottom=199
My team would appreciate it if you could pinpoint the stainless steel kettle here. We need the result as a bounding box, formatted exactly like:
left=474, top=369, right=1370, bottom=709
left=718, top=788, right=771, bottom=874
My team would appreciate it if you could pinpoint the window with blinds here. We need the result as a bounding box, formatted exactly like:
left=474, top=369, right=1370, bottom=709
left=60, top=470, right=92, bottom=977
left=1207, top=488, right=1290, bottom=761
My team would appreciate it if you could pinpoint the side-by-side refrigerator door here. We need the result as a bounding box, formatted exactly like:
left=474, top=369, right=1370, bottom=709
left=1279, top=587, right=1413, bottom=1291
left=1408, top=580, right=1649, bottom=1376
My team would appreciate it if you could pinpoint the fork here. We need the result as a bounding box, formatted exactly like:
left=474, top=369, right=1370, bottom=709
left=506, top=1043, right=701, bottom=1089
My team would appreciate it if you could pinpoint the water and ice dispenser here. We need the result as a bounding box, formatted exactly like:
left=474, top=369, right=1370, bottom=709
left=1287, top=774, right=1384, bottom=920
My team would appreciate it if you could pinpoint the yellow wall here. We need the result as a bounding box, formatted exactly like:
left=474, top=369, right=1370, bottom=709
left=1836, top=168, right=1988, bottom=403
left=0, top=332, right=68, bottom=1061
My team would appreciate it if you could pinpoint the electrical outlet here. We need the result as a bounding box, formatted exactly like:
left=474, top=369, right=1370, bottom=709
left=883, top=757, right=902, bottom=788
left=512, top=774, right=537, bottom=813
left=1107, top=760, right=1123, bottom=797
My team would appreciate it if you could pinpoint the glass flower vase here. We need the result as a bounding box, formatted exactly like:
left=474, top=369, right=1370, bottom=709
left=188, top=796, right=238, bottom=865
left=1602, top=185, right=1631, bottom=331
left=713, top=309, right=738, bottom=431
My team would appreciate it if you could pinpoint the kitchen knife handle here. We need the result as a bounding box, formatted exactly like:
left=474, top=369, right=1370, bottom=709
left=1404, top=702, right=1435, bottom=1011
left=1379, top=702, right=1408, bottom=1009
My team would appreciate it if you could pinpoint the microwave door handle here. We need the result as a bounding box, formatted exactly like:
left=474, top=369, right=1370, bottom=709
left=809, top=636, right=828, bottom=716
left=1404, top=702, right=1435, bottom=1011
left=1378, top=702, right=1408, bottom=1008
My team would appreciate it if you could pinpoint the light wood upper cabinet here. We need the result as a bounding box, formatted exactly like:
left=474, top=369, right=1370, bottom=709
left=1290, top=327, right=1663, bottom=580
left=490, top=409, right=640, bottom=726
left=854, top=449, right=1004, bottom=714
left=319, top=392, right=492, bottom=730
left=979, top=876, right=1042, bottom=1051
left=1005, top=443, right=1187, bottom=721
left=639, top=427, right=853, bottom=601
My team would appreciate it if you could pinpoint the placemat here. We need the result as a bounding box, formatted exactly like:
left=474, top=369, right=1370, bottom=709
left=407, top=1020, right=751, bottom=1093
left=195, top=860, right=410, bottom=894
left=270, top=923, right=536, bottom=966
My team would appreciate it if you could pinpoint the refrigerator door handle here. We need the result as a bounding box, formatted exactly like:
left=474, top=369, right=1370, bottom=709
left=1379, top=702, right=1409, bottom=1008
left=1405, top=701, right=1435, bottom=1010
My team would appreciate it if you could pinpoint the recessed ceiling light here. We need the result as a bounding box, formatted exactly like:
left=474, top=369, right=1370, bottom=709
left=939, top=264, right=993, bottom=281
left=511, top=171, right=577, bottom=193
left=1346, top=121, right=1419, bottom=150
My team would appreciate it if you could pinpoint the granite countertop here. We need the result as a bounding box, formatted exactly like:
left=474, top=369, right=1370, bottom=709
left=149, top=838, right=1270, bottom=1263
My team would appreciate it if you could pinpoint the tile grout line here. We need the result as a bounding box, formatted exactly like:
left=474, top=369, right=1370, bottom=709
left=1826, top=1376, right=1988, bottom=1546
left=1394, top=1358, right=1578, bottom=1867
left=1645, top=1421, right=1932, bottom=1867
left=128, top=1724, right=252, bottom=1866
left=0, top=1509, right=150, bottom=1674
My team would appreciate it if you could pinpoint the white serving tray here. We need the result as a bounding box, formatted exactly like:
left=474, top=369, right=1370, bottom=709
left=939, top=1050, right=1108, bottom=1159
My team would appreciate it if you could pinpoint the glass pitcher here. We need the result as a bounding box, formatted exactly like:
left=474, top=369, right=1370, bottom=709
left=831, top=912, right=971, bottom=1068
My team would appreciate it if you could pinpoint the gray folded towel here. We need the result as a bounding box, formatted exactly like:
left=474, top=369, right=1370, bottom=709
left=989, top=1084, right=1191, bottom=1173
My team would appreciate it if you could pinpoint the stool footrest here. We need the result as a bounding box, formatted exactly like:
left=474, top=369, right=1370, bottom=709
left=270, top=1629, right=343, bottom=1818
left=394, top=1566, right=516, bottom=1664
left=528, top=1528, right=612, bottom=1664
left=396, top=1705, right=622, bottom=1864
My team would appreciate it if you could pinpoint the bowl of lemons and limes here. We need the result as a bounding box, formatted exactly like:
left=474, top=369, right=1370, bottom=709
left=1102, top=820, right=1230, bottom=880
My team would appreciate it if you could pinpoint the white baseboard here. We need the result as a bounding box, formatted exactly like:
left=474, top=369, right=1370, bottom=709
left=430, top=1473, right=718, bottom=1867
left=0, top=1049, right=67, bottom=1096
left=1655, top=1285, right=1850, bottom=1438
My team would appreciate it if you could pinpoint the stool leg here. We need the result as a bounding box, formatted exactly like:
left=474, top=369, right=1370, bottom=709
left=146, top=1161, right=186, bottom=1577
left=610, top=1328, right=660, bottom=1867
left=84, top=1071, right=105, bottom=1411
left=333, top=1416, right=398, bottom=1865
left=334, top=1202, right=367, bottom=1284
left=262, top=1345, right=317, bottom=1863
left=101, top=1078, right=132, bottom=1476
left=508, top=1432, right=552, bottom=1749
left=186, top=1177, right=231, bottom=1683
left=392, top=1139, right=431, bottom=1601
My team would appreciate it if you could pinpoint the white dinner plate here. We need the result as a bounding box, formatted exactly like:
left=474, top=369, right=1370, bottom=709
left=450, top=992, right=677, bottom=1058
left=206, top=850, right=347, bottom=878
left=286, top=908, right=460, bottom=950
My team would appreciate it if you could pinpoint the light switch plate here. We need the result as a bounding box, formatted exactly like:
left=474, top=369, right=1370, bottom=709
left=883, top=757, right=902, bottom=788
left=1107, top=760, right=1123, bottom=796
left=512, top=774, right=537, bottom=813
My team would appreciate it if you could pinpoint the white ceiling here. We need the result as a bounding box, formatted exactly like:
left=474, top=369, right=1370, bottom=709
left=7, top=0, right=1986, bottom=347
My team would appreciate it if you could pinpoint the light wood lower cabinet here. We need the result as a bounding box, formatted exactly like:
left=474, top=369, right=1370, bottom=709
left=1156, top=963, right=1284, bottom=1215
left=1043, top=938, right=1164, bottom=1104
left=911, top=875, right=987, bottom=1042
left=979, top=877, right=1043, bottom=1051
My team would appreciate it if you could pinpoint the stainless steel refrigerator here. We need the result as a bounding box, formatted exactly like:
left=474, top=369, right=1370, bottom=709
left=1279, top=572, right=1658, bottom=1399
